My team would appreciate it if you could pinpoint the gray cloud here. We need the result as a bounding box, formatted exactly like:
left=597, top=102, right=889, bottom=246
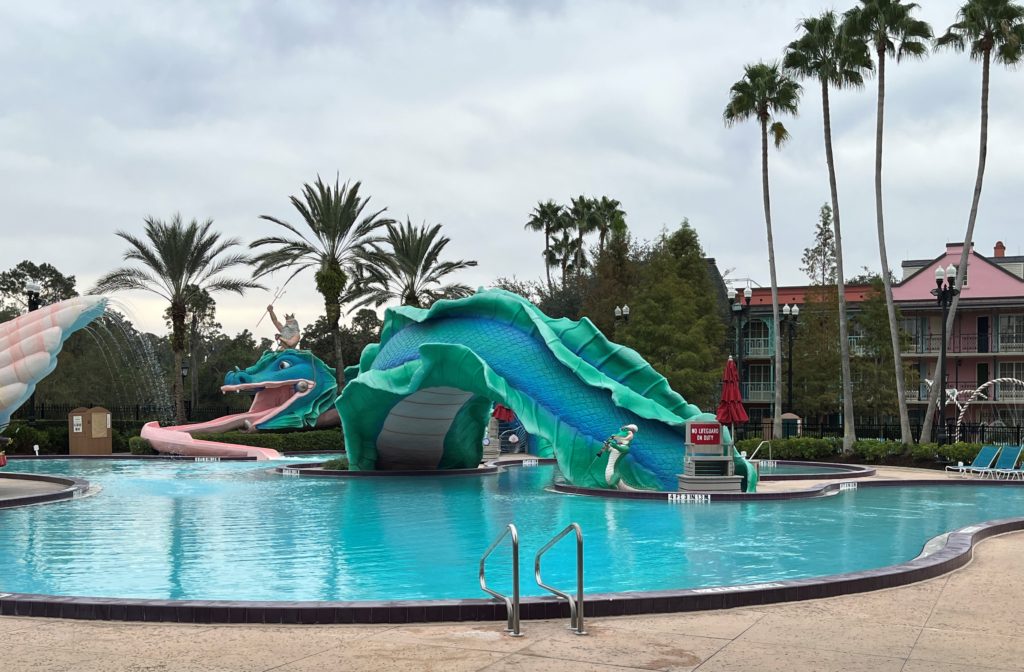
left=1, top=0, right=1020, bottom=335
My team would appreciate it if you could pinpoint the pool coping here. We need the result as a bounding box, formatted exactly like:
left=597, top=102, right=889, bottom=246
left=755, top=460, right=876, bottom=481
left=276, top=464, right=502, bottom=478
left=2, top=477, right=1024, bottom=623
left=0, top=472, right=90, bottom=509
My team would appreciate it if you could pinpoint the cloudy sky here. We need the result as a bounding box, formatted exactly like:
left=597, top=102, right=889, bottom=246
left=2, top=0, right=1021, bottom=336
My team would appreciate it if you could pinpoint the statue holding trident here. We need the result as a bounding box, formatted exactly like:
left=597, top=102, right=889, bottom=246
left=267, top=305, right=301, bottom=350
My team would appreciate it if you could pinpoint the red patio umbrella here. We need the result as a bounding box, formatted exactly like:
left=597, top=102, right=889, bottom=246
left=716, top=356, right=748, bottom=443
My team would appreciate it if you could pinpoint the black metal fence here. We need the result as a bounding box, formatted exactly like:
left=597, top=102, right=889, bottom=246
left=732, top=421, right=1024, bottom=445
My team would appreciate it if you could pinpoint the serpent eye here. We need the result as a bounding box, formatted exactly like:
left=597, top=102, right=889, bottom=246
left=279, top=361, right=291, bottom=370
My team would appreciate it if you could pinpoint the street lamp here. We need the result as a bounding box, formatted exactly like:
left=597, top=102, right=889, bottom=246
left=25, top=281, right=42, bottom=312
left=614, top=305, right=630, bottom=322
left=931, top=264, right=959, bottom=443
left=781, top=303, right=799, bottom=413
left=729, top=287, right=753, bottom=400
left=180, top=363, right=190, bottom=420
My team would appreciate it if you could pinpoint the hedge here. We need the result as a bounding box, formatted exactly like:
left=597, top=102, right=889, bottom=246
left=736, top=436, right=986, bottom=467
left=321, top=457, right=350, bottom=470
left=191, top=429, right=343, bottom=452
left=1, top=422, right=131, bottom=454
left=129, top=436, right=156, bottom=455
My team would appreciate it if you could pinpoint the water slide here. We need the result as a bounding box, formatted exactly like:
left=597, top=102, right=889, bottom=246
left=1, top=296, right=108, bottom=432
left=341, top=289, right=756, bottom=492
left=141, top=349, right=340, bottom=460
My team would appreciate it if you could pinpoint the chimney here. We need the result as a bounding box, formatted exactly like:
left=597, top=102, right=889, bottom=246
left=995, top=241, right=1006, bottom=258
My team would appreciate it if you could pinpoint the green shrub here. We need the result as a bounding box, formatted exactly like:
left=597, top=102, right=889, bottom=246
left=735, top=436, right=839, bottom=460
left=191, top=429, right=343, bottom=452
left=321, top=457, right=349, bottom=470
left=128, top=436, right=156, bottom=455
left=851, top=439, right=906, bottom=463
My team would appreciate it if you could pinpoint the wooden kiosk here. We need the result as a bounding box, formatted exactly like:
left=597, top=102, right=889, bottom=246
left=68, top=407, right=113, bottom=455
left=677, top=420, right=742, bottom=492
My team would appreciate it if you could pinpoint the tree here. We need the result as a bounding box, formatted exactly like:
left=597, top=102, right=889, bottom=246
left=845, top=0, right=931, bottom=446
left=567, top=195, right=598, bottom=276
left=351, top=219, right=477, bottom=309
left=791, top=287, right=842, bottom=422
left=800, top=204, right=837, bottom=286
left=251, top=175, right=393, bottom=389
left=851, top=279, right=919, bottom=422
left=921, top=0, right=1024, bottom=442
left=618, top=223, right=725, bottom=408
left=784, top=10, right=872, bottom=453
left=92, top=215, right=261, bottom=424
left=724, top=61, right=801, bottom=439
left=0, top=261, right=78, bottom=317
left=581, top=228, right=643, bottom=337
left=524, top=200, right=563, bottom=292
left=593, top=196, right=627, bottom=257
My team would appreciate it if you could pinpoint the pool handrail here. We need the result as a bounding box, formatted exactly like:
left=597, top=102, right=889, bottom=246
left=479, top=523, right=522, bottom=636
left=749, top=440, right=772, bottom=461
left=534, top=522, right=586, bottom=636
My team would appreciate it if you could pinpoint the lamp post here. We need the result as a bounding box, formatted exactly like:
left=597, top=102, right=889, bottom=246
left=781, top=303, right=799, bottom=413
left=25, top=281, right=42, bottom=422
left=180, top=363, right=190, bottom=421
left=613, top=304, right=630, bottom=323
left=931, top=263, right=959, bottom=444
left=729, top=287, right=752, bottom=400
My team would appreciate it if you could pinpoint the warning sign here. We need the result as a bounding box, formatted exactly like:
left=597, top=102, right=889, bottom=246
left=688, top=422, right=721, bottom=446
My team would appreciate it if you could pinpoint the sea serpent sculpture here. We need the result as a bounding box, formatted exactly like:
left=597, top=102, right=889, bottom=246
left=339, top=289, right=755, bottom=492
left=0, top=296, right=108, bottom=432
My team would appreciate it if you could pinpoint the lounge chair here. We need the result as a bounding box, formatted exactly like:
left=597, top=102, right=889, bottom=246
left=971, top=445, right=1017, bottom=479
left=945, top=445, right=999, bottom=477
left=993, top=446, right=1024, bottom=480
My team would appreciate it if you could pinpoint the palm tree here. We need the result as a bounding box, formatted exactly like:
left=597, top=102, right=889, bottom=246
left=524, top=200, right=564, bottom=293
left=550, top=217, right=577, bottom=286
left=92, top=215, right=262, bottom=424
left=845, top=0, right=932, bottom=446
left=920, top=0, right=1024, bottom=442
left=350, top=218, right=477, bottom=309
left=784, top=11, right=872, bottom=454
left=593, top=196, right=627, bottom=255
left=567, top=195, right=598, bottom=276
left=251, top=175, right=392, bottom=388
left=724, top=62, right=801, bottom=440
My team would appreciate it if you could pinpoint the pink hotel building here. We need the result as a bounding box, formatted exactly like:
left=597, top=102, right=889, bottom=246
left=733, top=241, right=1024, bottom=430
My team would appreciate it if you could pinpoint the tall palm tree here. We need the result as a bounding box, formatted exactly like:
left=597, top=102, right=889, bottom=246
left=845, top=0, right=932, bottom=446
left=724, top=61, right=802, bottom=440
left=92, top=215, right=262, bottom=424
left=567, top=195, right=598, bottom=276
left=784, top=11, right=872, bottom=454
left=350, top=218, right=477, bottom=309
left=920, top=0, right=1024, bottom=442
left=251, top=175, right=392, bottom=388
left=594, top=196, right=627, bottom=256
left=524, top=200, right=564, bottom=293
left=550, top=216, right=577, bottom=286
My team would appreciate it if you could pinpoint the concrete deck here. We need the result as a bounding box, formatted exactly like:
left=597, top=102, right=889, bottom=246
left=1, top=530, right=1022, bottom=671
left=0, top=475, right=67, bottom=502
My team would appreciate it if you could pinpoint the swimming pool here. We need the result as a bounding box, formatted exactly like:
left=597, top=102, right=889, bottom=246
left=1, top=459, right=1022, bottom=603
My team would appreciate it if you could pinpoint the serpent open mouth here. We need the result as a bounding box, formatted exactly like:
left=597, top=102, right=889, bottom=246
left=219, top=379, right=315, bottom=426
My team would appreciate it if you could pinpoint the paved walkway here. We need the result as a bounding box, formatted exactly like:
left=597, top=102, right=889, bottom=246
left=2, top=530, right=1023, bottom=671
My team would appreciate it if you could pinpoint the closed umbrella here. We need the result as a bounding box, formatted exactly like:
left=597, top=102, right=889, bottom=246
left=716, top=356, right=748, bottom=443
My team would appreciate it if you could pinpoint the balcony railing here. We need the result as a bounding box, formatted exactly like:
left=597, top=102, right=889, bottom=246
left=743, top=338, right=774, bottom=358
left=848, top=335, right=867, bottom=356
left=741, top=381, right=775, bottom=402
left=908, top=332, right=1024, bottom=355
left=900, top=380, right=1024, bottom=401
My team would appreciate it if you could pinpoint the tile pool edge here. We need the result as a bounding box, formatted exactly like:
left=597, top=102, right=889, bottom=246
left=2, top=509, right=1022, bottom=624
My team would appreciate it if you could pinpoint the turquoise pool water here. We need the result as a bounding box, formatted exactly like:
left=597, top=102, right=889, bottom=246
left=1, top=459, right=1022, bottom=602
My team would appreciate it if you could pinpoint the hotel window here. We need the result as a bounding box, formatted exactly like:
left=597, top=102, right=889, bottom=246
left=998, top=315, right=1024, bottom=352
left=952, top=263, right=968, bottom=287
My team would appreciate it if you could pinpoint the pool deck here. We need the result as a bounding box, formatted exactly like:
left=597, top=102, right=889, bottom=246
left=1, top=529, right=1021, bottom=671
left=0, top=476, right=66, bottom=502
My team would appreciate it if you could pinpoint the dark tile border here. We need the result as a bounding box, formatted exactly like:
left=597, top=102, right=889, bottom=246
left=276, top=464, right=501, bottom=478
left=1, top=514, right=1021, bottom=624
left=0, top=472, right=90, bottom=509
left=7, top=454, right=255, bottom=462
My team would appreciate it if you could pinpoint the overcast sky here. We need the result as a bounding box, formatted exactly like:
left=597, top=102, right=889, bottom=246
left=2, top=0, right=1021, bottom=336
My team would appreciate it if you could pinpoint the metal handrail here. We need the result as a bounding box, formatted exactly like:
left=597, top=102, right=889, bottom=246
left=534, top=523, right=586, bottom=635
left=749, top=440, right=772, bottom=461
left=479, top=523, right=522, bottom=636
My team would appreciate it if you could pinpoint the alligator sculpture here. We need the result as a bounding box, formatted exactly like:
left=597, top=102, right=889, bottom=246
left=0, top=296, right=108, bottom=432
left=340, top=288, right=756, bottom=492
